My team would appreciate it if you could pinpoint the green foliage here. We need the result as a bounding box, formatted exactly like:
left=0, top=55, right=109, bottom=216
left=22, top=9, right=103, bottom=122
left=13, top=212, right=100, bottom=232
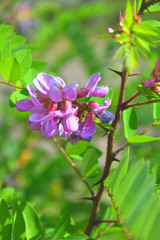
left=123, top=107, right=137, bottom=138
left=137, top=84, right=160, bottom=100
left=105, top=148, right=160, bottom=240
left=128, top=135, right=160, bottom=143
left=0, top=199, right=42, bottom=240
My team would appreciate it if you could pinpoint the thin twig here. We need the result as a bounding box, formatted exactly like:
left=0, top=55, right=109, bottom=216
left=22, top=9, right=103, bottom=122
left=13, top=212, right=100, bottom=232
left=52, top=137, right=94, bottom=197
left=105, top=187, right=135, bottom=240
left=138, top=0, right=160, bottom=14
left=125, top=98, right=160, bottom=109
left=122, top=92, right=140, bottom=107
left=0, top=80, right=25, bottom=89
left=114, top=121, right=158, bottom=156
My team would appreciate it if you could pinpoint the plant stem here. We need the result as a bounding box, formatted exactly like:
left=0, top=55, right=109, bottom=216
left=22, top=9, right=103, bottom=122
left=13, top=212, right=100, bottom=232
left=122, top=92, right=140, bottom=106
left=125, top=98, right=160, bottom=109
left=85, top=66, right=128, bottom=236
left=52, top=137, right=94, bottom=197
left=138, top=0, right=160, bottom=14
left=0, top=80, right=24, bottom=89
left=105, top=187, right=134, bottom=240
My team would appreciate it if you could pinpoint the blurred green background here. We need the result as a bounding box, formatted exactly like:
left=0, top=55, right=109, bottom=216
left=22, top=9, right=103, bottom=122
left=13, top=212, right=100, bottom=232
left=0, top=0, right=160, bottom=238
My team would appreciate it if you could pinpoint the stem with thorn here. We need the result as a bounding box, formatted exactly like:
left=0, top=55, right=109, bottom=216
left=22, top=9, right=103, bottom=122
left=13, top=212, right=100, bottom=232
left=85, top=65, right=128, bottom=236
left=125, top=98, right=160, bottom=109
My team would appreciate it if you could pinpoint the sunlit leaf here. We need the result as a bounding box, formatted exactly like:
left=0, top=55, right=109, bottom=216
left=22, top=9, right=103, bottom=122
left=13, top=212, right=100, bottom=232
left=123, top=107, right=137, bottom=138
left=0, top=199, right=12, bottom=240
left=0, top=57, right=22, bottom=82
left=128, top=135, right=160, bottom=143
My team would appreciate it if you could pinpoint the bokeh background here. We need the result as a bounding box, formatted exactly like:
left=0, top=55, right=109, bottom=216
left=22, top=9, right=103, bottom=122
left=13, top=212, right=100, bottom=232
left=0, top=0, right=160, bottom=238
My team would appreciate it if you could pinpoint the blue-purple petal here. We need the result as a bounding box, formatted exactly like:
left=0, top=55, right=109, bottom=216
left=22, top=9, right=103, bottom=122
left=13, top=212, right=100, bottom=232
left=98, top=111, right=115, bottom=123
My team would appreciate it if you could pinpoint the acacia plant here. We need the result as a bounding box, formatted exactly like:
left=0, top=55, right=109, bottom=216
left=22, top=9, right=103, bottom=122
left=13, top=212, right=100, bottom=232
left=0, top=0, right=160, bottom=239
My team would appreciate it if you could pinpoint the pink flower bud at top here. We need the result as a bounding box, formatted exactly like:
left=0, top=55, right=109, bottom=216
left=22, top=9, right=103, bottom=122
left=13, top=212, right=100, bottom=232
left=107, top=28, right=114, bottom=34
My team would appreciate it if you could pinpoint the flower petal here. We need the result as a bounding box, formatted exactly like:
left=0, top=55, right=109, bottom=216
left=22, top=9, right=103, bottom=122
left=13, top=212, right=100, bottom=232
left=48, top=84, right=62, bottom=102
left=86, top=73, right=101, bottom=97
left=33, top=73, right=53, bottom=95
left=156, top=57, right=160, bottom=66
left=16, top=99, right=34, bottom=112
left=29, top=112, right=55, bottom=122
left=41, top=119, right=57, bottom=138
left=91, top=85, right=109, bottom=97
left=142, top=78, right=156, bottom=88
left=80, top=121, right=96, bottom=139
left=98, top=111, right=115, bottom=123
left=77, top=88, right=89, bottom=98
left=26, top=119, right=41, bottom=130
left=62, top=85, right=77, bottom=100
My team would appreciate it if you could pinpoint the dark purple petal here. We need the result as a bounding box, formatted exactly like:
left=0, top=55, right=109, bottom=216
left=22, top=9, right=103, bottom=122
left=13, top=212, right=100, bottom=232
left=77, top=88, right=89, bottom=98
left=156, top=57, right=160, bottom=66
left=48, top=84, right=62, bottom=102
left=68, top=133, right=80, bottom=145
left=62, top=85, right=77, bottom=100
left=142, top=78, right=156, bottom=88
left=16, top=99, right=34, bottom=112
left=86, top=73, right=101, bottom=97
left=26, top=119, right=41, bottom=130
left=80, top=121, right=96, bottom=139
left=98, top=111, right=115, bottom=123
left=91, top=85, right=109, bottom=97
left=41, top=119, right=57, bottom=138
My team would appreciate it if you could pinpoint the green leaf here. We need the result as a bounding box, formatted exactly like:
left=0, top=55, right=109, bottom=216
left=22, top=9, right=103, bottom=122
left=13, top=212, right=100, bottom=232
left=137, top=0, right=143, bottom=11
left=9, top=89, right=29, bottom=108
left=0, top=188, right=16, bottom=205
left=143, top=20, right=160, bottom=27
left=0, top=25, right=13, bottom=41
left=153, top=102, right=160, bottom=120
left=0, top=199, right=12, bottom=240
left=132, top=23, right=158, bottom=37
left=0, top=57, right=22, bottom=82
left=10, top=35, right=26, bottom=52
left=11, top=203, right=25, bottom=240
left=81, top=148, right=99, bottom=177
left=144, top=5, right=160, bottom=13
left=53, top=211, right=70, bottom=240
left=125, top=0, right=133, bottom=27
left=123, top=107, right=137, bottom=138
left=133, top=0, right=137, bottom=12
left=99, top=30, right=122, bottom=39
left=23, top=68, right=39, bottom=85
left=66, top=141, right=88, bottom=155
left=137, top=84, right=159, bottom=100
left=94, top=118, right=114, bottom=131
left=64, top=233, right=89, bottom=240
left=15, top=49, right=32, bottom=76
left=0, top=41, right=11, bottom=61
left=110, top=148, right=129, bottom=195
left=31, top=59, right=47, bottom=71
left=153, top=121, right=160, bottom=125
left=18, top=201, right=42, bottom=240
left=128, top=135, right=160, bottom=143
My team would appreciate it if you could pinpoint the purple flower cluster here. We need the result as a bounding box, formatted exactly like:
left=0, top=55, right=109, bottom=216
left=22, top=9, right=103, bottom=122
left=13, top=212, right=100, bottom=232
left=142, top=57, right=160, bottom=94
left=16, top=73, right=114, bottom=144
